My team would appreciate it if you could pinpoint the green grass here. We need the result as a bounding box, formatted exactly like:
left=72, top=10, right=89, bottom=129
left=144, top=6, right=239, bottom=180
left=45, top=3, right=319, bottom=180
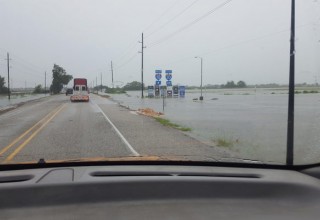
left=294, top=90, right=319, bottom=94
left=214, top=138, right=234, bottom=148
left=303, top=90, right=318, bottom=94
left=154, top=117, right=191, bottom=132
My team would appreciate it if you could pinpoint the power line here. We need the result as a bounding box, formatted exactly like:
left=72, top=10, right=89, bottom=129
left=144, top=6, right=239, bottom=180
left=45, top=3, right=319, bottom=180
left=9, top=52, right=46, bottom=72
left=113, top=53, right=138, bottom=70
left=148, top=0, right=233, bottom=48
left=11, top=60, right=44, bottom=77
left=157, top=24, right=312, bottom=67
left=0, top=50, right=45, bottom=77
left=143, top=0, right=181, bottom=33
left=112, top=1, right=181, bottom=64
left=199, top=23, right=312, bottom=57
left=111, top=0, right=186, bottom=67
left=112, top=39, right=139, bottom=64
left=145, top=0, right=200, bottom=39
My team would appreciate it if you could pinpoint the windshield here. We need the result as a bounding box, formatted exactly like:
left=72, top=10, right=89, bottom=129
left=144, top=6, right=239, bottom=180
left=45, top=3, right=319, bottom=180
left=0, top=0, right=319, bottom=166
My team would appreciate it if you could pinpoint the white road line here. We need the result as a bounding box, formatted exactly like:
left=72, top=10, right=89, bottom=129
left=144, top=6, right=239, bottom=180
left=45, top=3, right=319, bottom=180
left=94, top=103, right=140, bottom=156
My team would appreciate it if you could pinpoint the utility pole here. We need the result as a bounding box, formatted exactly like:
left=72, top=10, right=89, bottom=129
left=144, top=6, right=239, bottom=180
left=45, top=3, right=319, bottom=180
left=200, top=58, right=203, bottom=100
left=96, top=76, right=97, bottom=93
left=44, top=72, right=46, bottom=94
left=111, top=61, right=114, bottom=88
left=6, top=53, right=11, bottom=100
left=286, top=0, right=295, bottom=166
left=100, top=72, right=102, bottom=92
left=139, top=33, right=146, bottom=98
left=195, top=56, right=204, bottom=100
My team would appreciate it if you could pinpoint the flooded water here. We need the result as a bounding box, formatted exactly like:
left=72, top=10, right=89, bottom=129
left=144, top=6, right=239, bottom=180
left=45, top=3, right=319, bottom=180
left=107, top=88, right=320, bottom=165
left=0, top=94, right=48, bottom=109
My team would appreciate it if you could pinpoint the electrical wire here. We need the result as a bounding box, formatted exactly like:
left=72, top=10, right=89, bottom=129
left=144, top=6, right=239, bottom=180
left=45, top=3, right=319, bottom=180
left=145, top=0, right=200, bottom=39
left=143, top=0, right=181, bottom=33
left=114, top=53, right=139, bottom=70
left=158, top=23, right=313, bottom=67
left=10, top=64, right=45, bottom=79
left=112, top=0, right=181, bottom=65
left=112, top=39, right=139, bottom=64
left=148, top=0, right=233, bottom=48
left=11, top=60, right=44, bottom=77
left=10, top=53, right=46, bottom=72
left=111, top=0, right=181, bottom=65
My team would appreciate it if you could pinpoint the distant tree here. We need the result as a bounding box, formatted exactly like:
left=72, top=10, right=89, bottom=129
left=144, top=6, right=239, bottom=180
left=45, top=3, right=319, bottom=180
left=122, top=81, right=144, bottom=91
left=93, top=85, right=108, bottom=91
left=0, top=75, right=8, bottom=94
left=221, top=80, right=247, bottom=88
left=224, top=81, right=236, bottom=88
left=33, top=84, right=43, bottom=93
left=237, top=81, right=247, bottom=88
left=50, top=64, right=73, bottom=94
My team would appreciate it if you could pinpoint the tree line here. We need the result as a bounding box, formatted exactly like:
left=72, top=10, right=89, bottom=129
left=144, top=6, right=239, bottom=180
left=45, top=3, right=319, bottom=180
left=32, top=64, right=73, bottom=94
left=0, top=75, right=8, bottom=94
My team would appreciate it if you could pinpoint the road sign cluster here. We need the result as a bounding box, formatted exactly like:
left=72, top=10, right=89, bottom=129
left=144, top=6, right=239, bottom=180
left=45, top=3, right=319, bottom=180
left=148, top=69, right=184, bottom=98
left=155, top=70, right=162, bottom=85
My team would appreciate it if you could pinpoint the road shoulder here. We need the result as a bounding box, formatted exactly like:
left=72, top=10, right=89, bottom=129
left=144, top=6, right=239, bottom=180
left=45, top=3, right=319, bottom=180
left=94, top=95, right=236, bottom=162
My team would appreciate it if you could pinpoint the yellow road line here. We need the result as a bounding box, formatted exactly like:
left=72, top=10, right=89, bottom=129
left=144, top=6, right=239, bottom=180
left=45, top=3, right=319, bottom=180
left=0, top=104, right=63, bottom=157
left=2, top=104, right=67, bottom=163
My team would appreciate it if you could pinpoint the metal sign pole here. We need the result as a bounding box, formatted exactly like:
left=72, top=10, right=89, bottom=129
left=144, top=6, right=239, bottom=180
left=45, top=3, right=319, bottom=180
left=162, top=87, right=165, bottom=113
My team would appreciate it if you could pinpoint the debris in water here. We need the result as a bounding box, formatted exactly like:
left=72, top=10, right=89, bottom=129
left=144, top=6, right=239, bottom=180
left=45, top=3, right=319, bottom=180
left=137, top=108, right=163, bottom=117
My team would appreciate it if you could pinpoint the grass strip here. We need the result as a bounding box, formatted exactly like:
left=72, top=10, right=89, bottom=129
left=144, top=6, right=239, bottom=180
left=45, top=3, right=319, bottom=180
left=214, top=138, right=234, bottom=148
left=154, top=117, right=191, bottom=132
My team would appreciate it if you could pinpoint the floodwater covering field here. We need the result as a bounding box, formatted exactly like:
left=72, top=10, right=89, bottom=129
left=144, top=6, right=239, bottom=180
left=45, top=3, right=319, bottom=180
left=107, top=88, right=320, bottom=165
left=0, top=94, right=48, bottom=109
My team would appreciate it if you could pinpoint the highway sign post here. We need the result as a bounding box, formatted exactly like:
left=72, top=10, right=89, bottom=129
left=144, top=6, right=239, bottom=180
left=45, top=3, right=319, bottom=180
left=148, top=85, right=154, bottom=98
left=173, top=85, right=179, bottom=97
left=155, top=85, right=160, bottom=97
left=155, top=70, right=162, bottom=98
left=165, top=70, right=172, bottom=98
left=179, top=86, right=185, bottom=98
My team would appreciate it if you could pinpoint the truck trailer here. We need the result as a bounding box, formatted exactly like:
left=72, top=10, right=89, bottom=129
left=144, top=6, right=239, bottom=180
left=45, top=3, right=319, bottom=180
left=70, top=78, right=89, bottom=102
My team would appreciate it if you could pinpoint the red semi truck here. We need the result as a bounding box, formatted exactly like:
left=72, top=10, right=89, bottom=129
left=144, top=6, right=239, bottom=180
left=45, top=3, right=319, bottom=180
left=70, top=78, right=89, bottom=102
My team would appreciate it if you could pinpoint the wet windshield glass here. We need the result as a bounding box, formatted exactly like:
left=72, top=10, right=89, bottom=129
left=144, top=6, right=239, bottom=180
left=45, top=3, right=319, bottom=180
left=0, top=0, right=319, bottom=165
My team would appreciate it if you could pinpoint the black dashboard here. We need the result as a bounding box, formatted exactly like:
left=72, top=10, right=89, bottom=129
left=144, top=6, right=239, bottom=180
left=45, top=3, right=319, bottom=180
left=0, top=164, right=320, bottom=220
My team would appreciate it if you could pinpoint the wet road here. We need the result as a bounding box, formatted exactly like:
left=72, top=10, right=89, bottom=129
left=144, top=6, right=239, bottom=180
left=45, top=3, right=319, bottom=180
left=0, top=94, right=232, bottom=164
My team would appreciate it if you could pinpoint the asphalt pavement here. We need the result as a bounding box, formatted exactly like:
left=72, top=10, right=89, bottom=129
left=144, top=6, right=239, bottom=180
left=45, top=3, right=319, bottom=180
left=0, top=94, right=233, bottom=164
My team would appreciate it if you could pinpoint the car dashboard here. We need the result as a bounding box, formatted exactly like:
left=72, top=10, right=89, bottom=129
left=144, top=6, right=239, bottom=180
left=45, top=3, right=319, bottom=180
left=0, top=164, right=320, bottom=220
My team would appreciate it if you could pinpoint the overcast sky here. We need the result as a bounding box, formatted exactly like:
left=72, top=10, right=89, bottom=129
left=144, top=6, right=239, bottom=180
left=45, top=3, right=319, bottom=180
left=0, top=0, right=320, bottom=88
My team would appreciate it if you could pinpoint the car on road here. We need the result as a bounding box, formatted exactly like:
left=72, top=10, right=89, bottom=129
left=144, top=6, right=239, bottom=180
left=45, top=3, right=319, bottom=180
left=66, top=88, right=73, bottom=96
